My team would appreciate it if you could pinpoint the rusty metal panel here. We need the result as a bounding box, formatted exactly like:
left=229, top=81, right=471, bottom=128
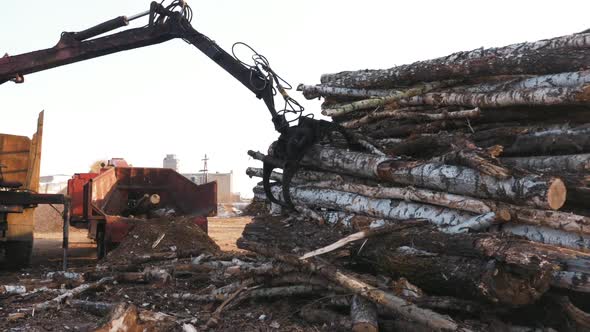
left=67, top=173, right=98, bottom=220
left=91, top=168, right=117, bottom=211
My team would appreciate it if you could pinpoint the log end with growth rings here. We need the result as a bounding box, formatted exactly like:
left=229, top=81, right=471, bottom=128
left=547, top=178, right=566, bottom=210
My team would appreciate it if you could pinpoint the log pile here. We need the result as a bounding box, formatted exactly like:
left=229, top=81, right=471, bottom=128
left=244, top=30, right=590, bottom=331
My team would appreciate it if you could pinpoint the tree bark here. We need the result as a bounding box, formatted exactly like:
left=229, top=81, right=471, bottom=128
left=301, top=146, right=566, bottom=210
left=362, top=245, right=551, bottom=305
left=454, top=70, right=590, bottom=93
left=551, top=271, right=590, bottom=293
left=320, top=81, right=454, bottom=117
left=298, top=83, right=401, bottom=99
left=264, top=184, right=483, bottom=228
left=341, top=107, right=480, bottom=129
left=396, top=86, right=590, bottom=108
left=501, top=154, right=590, bottom=173
left=320, top=32, right=590, bottom=88
left=499, top=127, right=590, bottom=156
left=500, top=224, right=590, bottom=251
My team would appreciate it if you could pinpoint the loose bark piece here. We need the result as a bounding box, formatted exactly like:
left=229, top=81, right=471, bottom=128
left=320, top=32, right=590, bottom=88
left=501, top=154, right=590, bottom=172
left=351, top=295, right=379, bottom=332
left=237, top=239, right=461, bottom=331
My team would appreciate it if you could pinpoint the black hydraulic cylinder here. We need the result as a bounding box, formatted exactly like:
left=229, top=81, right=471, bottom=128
left=72, top=16, right=129, bottom=41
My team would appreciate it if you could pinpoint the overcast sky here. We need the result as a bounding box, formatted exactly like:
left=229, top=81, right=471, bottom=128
left=2, top=0, right=589, bottom=197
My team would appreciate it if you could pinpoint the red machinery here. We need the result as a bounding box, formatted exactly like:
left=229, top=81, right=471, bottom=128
left=67, top=159, right=216, bottom=257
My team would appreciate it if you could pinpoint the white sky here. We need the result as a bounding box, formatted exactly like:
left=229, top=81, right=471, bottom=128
left=1, top=0, right=589, bottom=197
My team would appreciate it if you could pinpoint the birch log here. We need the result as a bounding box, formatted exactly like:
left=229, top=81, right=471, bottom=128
left=320, top=80, right=454, bottom=117
left=297, top=83, right=401, bottom=99
left=341, top=107, right=481, bottom=129
left=500, top=224, right=590, bottom=251
left=455, top=70, right=590, bottom=93
left=265, top=185, right=479, bottom=227
left=250, top=165, right=590, bottom=234
left=501, top=154, right=590, bottom=173
left=320, top=32, right=590, bottom=88
left=397, top=86, right=590, bottom=108
left=301, top=146, right=566, bottom=210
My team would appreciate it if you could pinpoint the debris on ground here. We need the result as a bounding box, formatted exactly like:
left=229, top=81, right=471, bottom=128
left=103, top=216, right=220, bottom=265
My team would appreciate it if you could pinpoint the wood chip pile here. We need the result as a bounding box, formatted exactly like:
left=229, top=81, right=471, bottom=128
left=244, top=30, right=590, bottom=331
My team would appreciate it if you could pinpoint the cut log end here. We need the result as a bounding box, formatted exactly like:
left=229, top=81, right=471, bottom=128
left=548, top=178, right=567, bottom=210
left=352, top=323, right=378, bottom=332
left=496, top=208, right=512, bottom=222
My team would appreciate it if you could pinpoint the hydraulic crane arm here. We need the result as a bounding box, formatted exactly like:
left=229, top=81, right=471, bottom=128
left=0, top=1, right=358, bottom=209
left=0, top=1, right=287, bottom=131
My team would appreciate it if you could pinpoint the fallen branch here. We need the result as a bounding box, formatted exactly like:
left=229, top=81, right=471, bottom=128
left=300, top=222, right=420, bottom=260
left=35, top=277, right=114, bottom=310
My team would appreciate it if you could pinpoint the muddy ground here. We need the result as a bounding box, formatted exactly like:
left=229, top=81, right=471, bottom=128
left=0, top=216, right=334, bottom=331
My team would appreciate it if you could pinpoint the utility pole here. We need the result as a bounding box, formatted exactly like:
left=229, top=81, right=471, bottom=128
left=200, top=154, right=209, bottom=183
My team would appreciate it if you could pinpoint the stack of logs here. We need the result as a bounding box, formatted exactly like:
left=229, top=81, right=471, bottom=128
left=244, top=30, right=590, bottom=331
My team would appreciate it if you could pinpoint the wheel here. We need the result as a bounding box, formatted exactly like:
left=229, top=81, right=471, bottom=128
left=96, top=225, right=106, bottom=259
left=2, top=240, right=33, bottom=269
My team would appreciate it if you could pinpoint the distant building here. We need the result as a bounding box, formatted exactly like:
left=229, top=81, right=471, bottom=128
left=183, top=171, right=234, bottom=203
left=39, top=174, right=71, bottom=194
left=163, top=154, right=179, bottom=171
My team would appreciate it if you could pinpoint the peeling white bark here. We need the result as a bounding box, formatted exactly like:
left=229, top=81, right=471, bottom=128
left=443, top=212, right=498, bottom=234
left=501, top=224, right=590, bottom=252
left=267, top=185, right=479, bottom=228
left=301, top=146, right=565, bottom=210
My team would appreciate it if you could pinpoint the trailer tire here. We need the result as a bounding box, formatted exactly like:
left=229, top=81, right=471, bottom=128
left=3, top=240, right=33, bottom=269
left=96, top=225, right=106, bottom=259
